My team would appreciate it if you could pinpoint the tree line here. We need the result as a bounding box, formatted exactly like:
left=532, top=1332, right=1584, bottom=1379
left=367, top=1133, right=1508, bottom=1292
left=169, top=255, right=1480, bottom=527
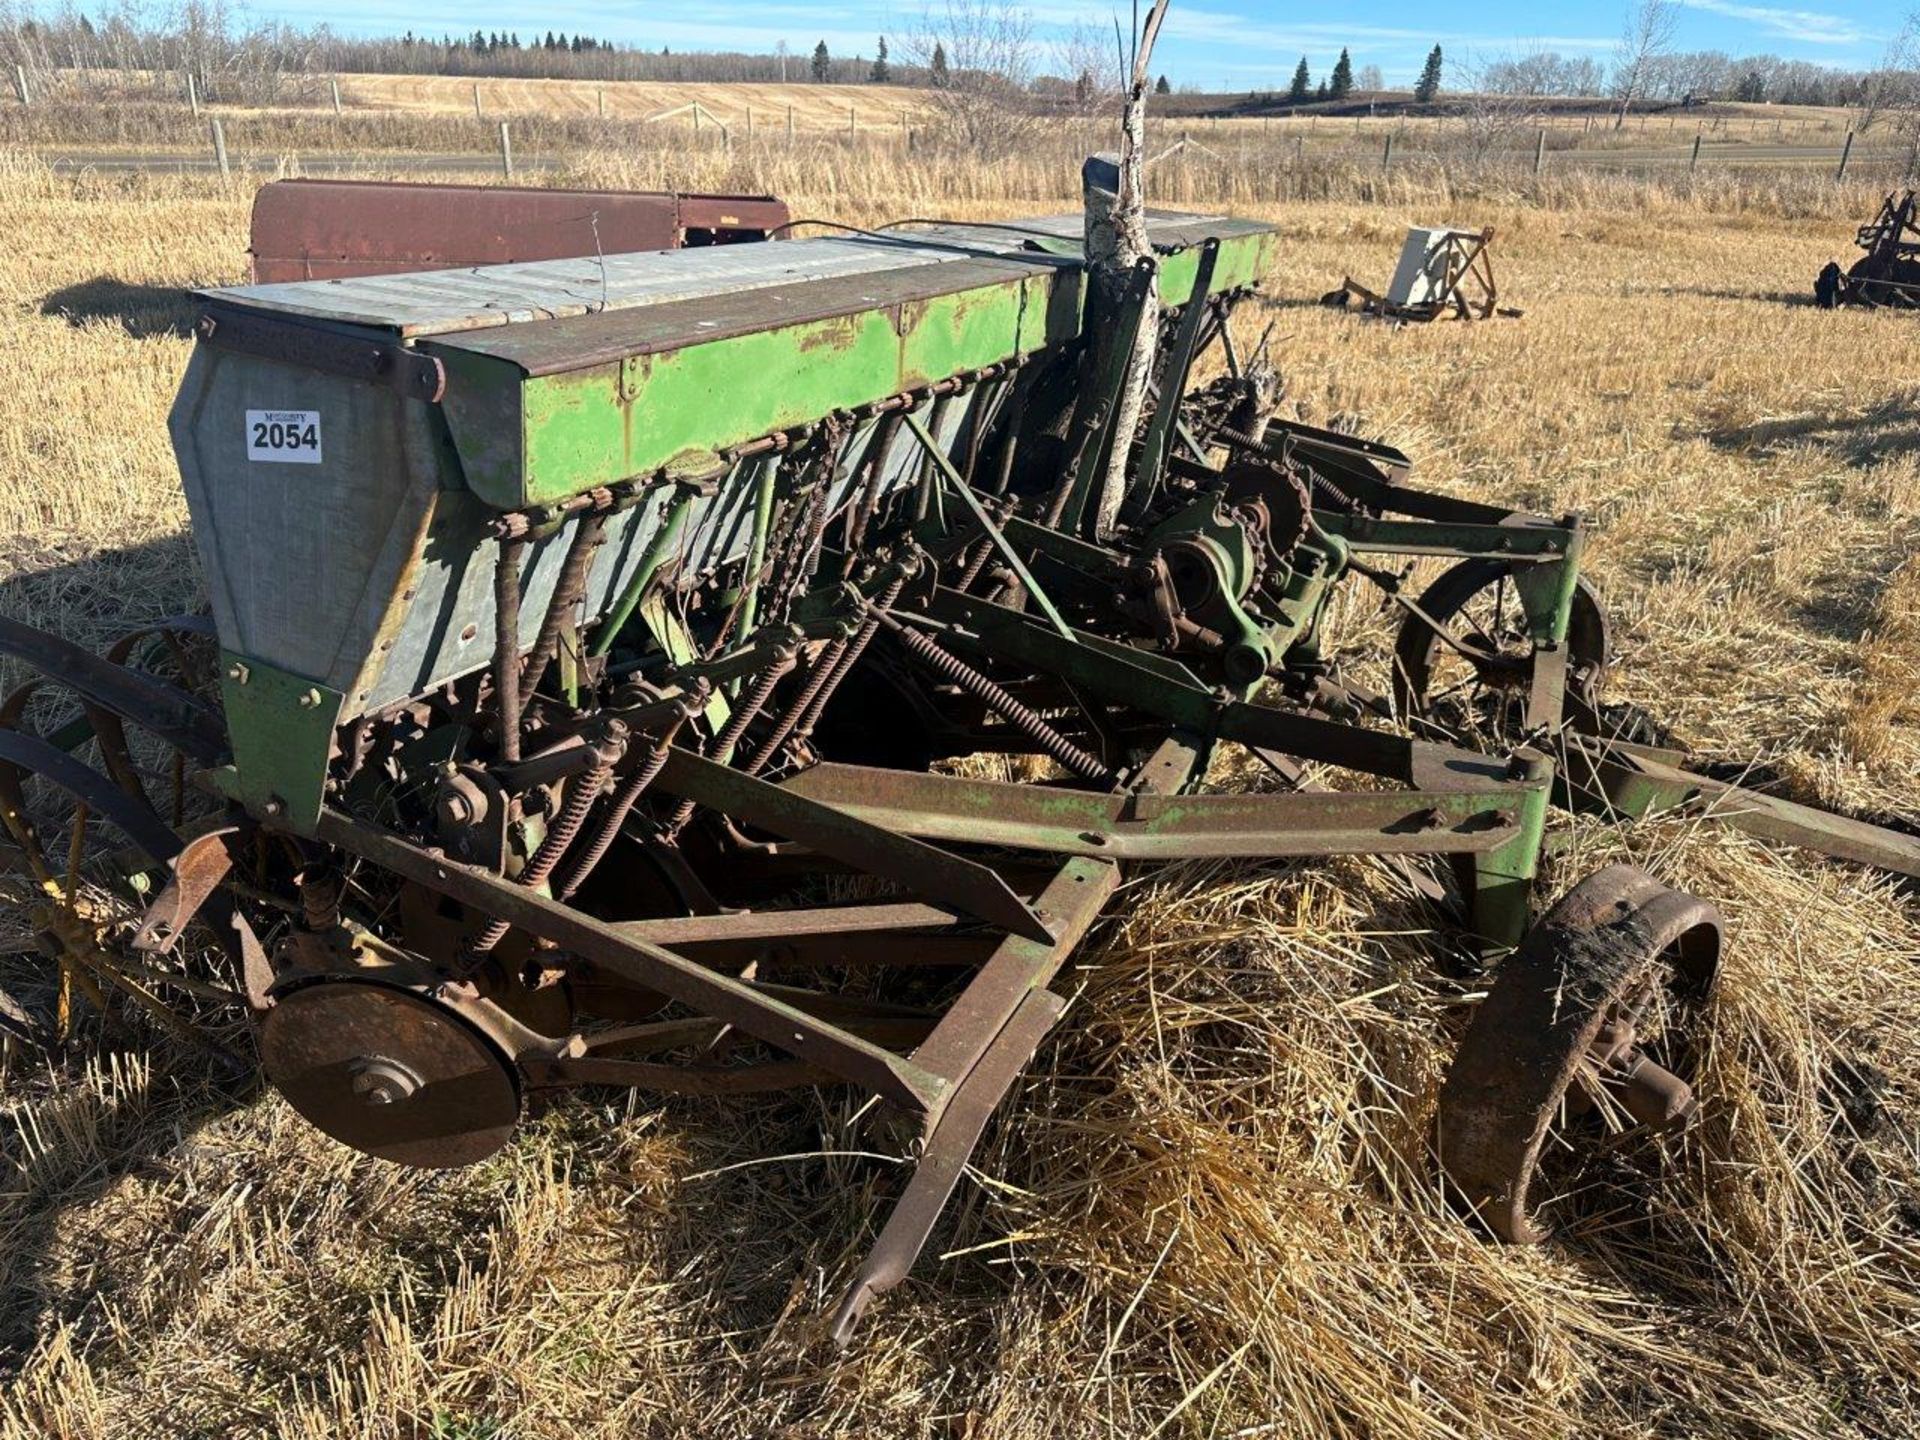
left=0, top=0, right=1909, bottom=117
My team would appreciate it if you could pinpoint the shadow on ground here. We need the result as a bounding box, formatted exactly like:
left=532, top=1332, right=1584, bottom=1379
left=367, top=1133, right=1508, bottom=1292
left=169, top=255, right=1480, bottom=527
left=1704, top=398, right=1920, bottom=468
left=39, top=277, right=198, bottom=340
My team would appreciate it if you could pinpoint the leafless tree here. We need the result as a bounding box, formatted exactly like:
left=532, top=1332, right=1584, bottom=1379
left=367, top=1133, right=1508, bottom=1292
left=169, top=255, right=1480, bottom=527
left=1858, top=12, right=1919, bottom=142
left=1046, top=18, right=1121, bottom=121
left=903, top=0, right=1038, bottom=152
left=1449, top=52, right=1548, bottom=165
left=1612, top=0, right=1678, bottom=128
left=1085, top=0, right=1169, bottom=536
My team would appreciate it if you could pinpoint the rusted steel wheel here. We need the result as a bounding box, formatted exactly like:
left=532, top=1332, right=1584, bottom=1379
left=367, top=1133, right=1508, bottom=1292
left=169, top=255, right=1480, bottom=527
left=1393, top=558, right=1609, bottom=739
left=1437, top=864, right=1722, bottom=1243
left=0, top=619, right=241, bottom=1061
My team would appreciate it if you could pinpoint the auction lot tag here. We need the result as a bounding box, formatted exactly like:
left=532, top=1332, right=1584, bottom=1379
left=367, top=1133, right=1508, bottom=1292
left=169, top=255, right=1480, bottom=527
left=246, top=409, right=322, bottom=464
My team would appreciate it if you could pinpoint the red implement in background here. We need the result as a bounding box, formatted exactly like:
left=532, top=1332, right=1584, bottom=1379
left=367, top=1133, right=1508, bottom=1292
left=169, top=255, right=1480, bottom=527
left=248, top=179, right=790, bottom=284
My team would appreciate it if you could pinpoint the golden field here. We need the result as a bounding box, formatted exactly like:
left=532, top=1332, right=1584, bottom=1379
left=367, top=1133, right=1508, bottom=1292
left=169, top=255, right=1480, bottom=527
left=0, top=134, right=1916, bottom=1439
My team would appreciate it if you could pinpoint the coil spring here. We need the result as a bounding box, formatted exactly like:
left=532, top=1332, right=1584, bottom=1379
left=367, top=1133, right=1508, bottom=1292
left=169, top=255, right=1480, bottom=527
left=557, top=738, right=674, bottom=901
left=663, top=657, right=789, bottom=833
left=876, top=612, right=1111, bottom=783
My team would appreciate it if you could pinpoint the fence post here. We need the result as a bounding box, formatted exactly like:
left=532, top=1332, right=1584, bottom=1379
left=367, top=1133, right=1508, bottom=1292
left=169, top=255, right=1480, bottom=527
left=1534, top=127, right=1547, bottom=174
left=472, top=83, right=482, bottom=121
left=1689, top=132, right=1702, bottom=171
left=13, top=64, right=29, bottom=106
left=848, top=104, right=856, bottom=139
left=186, top=72, right=199, bottom=117
left=1836, top=128, right=1854, bottom=180
left=787, top=104, right=795, bottom=142
left=745, top=105, right=752, bottom=140
left=209, top=116, right=228, bottom=177
left=1381, top=132, right=1392, bottom=169
left=499, top=120, right=513, bottom=180
left=330, top=77, right=341, bottom=115
left=1583, top=113, right=1592, bottom=135
left=597, top=86, right=605, bottom=119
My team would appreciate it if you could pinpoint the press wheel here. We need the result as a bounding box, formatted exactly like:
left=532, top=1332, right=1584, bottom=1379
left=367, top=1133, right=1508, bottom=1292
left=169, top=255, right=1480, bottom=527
left=1437, top=864, right=1722, bottom=1243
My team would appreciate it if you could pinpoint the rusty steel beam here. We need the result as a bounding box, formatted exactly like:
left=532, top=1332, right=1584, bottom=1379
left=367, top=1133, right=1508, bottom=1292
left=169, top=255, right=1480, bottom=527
left=778, top=763, right=1524, bottom=860
left=652, top=748, right=1051, bottom=943
left=829, top=986, right=1065, bottom=1346
left=311, top=806, right=952, bottom=1114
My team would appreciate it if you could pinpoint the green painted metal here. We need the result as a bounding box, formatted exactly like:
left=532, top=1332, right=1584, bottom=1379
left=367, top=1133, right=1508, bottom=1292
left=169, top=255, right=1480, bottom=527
left=1469, top=750, right=1555, bottom=948
left=1157, top=230, right=1275, bottom=306
left=779, top=763, right=1526, bottom=861
left=591, top=485, right=695, bottom=659
left=216, top=650, right=344, bottom=836
left=440, top=274, right=1070, bottom=509
left=425, top=228, right=1276, bottom=511
left=903, top=412, right=1073, bottom=641
left=734, top=454, right=781, bottom=647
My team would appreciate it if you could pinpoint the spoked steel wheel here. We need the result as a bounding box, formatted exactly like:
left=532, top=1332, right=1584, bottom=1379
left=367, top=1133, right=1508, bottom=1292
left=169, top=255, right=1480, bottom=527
left=0, top=617, right=244, bottom=1063
left=1437, top=864, right=1723, bottom=1243
left=1392, top=558, right=1610, bottom=744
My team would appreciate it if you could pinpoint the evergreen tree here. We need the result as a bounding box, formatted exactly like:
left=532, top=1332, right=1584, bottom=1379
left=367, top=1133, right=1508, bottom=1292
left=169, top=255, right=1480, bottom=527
left=1329, top=47, right=1352, bottom=100
left=1314, top=78, right=1327, bottom=101
left=1413, top=45, right=1442, bottom=103
left=811, top=39, right=830, bottom=81
left=1154, top=74, right=1171, bottom=95
left=870, top=35, right=889, bottom=83
left=1287, top=55, right=1310, bottom=103
left=930, top=41, right=948, bottom=87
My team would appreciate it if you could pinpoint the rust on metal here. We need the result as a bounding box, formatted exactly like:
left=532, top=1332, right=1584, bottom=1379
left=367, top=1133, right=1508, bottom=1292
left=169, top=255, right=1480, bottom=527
left=6, top=56, right=1915, bottom=1345
left=248, top=179, right=791, bottom=284
left=1436, top=864, right=1723, bottom=1243
left=1817, top=190, right=1920, bottom=309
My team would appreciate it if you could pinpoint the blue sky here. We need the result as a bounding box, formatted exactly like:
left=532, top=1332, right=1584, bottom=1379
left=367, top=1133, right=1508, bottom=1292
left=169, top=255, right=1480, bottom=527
left=245, top=0, right=1907, bottom=88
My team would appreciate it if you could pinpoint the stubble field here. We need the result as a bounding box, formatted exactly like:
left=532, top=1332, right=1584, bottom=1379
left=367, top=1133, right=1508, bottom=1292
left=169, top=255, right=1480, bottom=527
left=0, top=138, right=1917, bottom=1438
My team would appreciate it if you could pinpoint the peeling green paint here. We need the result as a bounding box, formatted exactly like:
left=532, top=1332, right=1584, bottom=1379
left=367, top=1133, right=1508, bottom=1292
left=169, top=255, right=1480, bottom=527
left=429, top=229, right=1276, bottom=511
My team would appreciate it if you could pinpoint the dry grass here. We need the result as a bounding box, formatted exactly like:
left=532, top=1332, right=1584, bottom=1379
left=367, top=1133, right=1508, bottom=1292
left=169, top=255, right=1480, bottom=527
left=0, top=139, right=1917, bottom=1438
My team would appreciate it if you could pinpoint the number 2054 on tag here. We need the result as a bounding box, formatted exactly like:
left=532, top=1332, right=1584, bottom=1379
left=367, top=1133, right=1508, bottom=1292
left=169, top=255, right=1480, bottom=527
left=246, top=410, right=322, bottom=464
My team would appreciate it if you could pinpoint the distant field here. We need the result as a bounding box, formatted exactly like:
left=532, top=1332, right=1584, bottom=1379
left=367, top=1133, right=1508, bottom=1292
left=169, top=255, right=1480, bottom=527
left=339, top=72, right=934, bottom=134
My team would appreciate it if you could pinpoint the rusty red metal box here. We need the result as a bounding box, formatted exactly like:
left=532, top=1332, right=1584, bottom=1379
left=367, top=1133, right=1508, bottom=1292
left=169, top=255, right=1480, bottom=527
left=248, top=179, right=790, bottom=283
